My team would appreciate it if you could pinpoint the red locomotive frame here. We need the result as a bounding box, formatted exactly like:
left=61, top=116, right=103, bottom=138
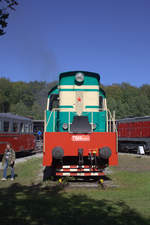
left=43, top=132, right=118, bottom=176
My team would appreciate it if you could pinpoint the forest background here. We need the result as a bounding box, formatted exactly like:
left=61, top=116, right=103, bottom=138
left=0, top=77, right=150, bottom=120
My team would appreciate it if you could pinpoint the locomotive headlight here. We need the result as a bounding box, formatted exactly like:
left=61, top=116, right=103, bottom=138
left=75, top=72, right=84, bottom=83
left=63, top=123, right=68, bottom=130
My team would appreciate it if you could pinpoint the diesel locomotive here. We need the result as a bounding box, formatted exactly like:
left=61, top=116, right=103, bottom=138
left=43, top=71, right=118, bottom=177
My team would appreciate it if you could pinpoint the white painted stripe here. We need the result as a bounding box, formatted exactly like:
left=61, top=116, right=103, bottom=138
left=70, top=169, right=78, bottom=172
left=62, top=165, right=70, bottom=168
left=56, top=172, right=103, bottom=176
left=91, top=173, right=98, bottom=176
left=77, top=173, right=85, bottom=176
left=56, top=169, right=101, bottom=172
left=63, top=173, right=70, bottom=176
left=83, top=168, right=91, bottom=171
left=62, top=165, right=86, bottom=168
left=57, top=169, right=92, bottom=172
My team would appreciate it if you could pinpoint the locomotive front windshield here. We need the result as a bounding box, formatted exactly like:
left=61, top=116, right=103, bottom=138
left=49, top=94, right=59, bottom=111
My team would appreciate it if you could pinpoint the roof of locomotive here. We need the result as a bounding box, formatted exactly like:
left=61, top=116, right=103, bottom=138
left=48, top=84, right=58, bottom=95
left=0, top=113, right=32, bottom=121
left=59, top=71, right=100, bottom=82
left=48, top=71, right=101, bottom=96
left=117, top=116, right=150, bottom=123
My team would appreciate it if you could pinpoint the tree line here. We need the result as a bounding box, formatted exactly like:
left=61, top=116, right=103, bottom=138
left=104, top=83, right=150, bottom=119
left=0, top=77, right=57, bottom=119
left=0, top=77, right=150, bottom=119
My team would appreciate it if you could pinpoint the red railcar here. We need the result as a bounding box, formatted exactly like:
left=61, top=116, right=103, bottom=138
left=117, top=116, right=150, bottom=152
left=0, top=113, right=35, bottom=155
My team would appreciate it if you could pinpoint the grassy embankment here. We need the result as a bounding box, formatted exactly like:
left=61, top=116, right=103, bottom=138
left=0, top=154, right=150, bottom=225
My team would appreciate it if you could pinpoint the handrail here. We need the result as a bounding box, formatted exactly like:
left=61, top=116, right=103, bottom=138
left=45, top=107, right=117, bottom=133
left=53, top=110, right=55, bottom=132
left=46, top=110, right=53, bottom=130
left=107, top=109, right=117, bottom=132
left=43, top=110, right=46, bottom=152
left=91, top=111, right=93, bottom=130
left=45, top=108, right=59, bottom=132
left=68, top=111, right=70, bottom=132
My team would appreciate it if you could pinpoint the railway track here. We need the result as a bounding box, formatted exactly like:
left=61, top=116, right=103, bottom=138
left=44, top=175, right=119, bottom=189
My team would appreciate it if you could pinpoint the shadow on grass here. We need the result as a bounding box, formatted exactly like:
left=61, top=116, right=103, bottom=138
left=0, top=183, right=150, bottom=225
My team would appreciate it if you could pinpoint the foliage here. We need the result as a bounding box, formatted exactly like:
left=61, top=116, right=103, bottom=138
left=0, top=78, right=57, bottom=119
left=0, top=77, right=150, bottom=119
left=0, top=0, right=18, bottom=35
left=104, top=83, right=150, bottom=118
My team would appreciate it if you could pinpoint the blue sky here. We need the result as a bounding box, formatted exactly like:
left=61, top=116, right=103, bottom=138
left=0, top=0, right=150, bottom=86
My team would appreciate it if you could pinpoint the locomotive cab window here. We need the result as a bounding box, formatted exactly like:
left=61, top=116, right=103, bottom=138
left=49, top=94, right=59, bottom=111
left=99, top=96, right=103, bottom=109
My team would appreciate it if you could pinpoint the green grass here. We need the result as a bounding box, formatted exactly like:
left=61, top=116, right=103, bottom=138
left=0, top=155, right=150, bottom=225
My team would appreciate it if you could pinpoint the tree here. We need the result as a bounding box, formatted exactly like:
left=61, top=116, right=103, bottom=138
left=31, top=102, right=43, bottom=120
left=10, top=101, right=30, bottom=117
left=0, top=77, right=12, bottom=112
left=0, top=0, right=18, bottom=35
left=11, top=81, right=35, bottom=108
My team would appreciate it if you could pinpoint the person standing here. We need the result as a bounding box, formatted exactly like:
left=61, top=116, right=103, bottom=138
left=1, top=143, right=16, bottom=181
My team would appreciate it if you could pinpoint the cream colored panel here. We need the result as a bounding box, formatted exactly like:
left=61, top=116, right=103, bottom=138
left=59, top=90, right=100, bottom=112
left=83, top=92, right=99, bottom=111
left=59, top=85, right=99, bottom=90
left=60, top=91, right=75, bottom=105
left=59, top=91, right=75, bottom=112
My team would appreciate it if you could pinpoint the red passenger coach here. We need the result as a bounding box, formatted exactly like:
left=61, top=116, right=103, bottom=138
left=0, top=113, right=35, bottom=155
left=117, top=116, right=150, bottom=152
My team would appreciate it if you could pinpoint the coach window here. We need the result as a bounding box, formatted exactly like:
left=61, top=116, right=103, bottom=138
left=0, top=121, right=1, bottom=131
left=4, top=121, right=10, bottom=132
left=30, top=124, right=33, bottom=133
left=20, top=123, right=25, bottom=133
left=13, top=122, right=18, bottom=132
left=49, top=94, right=59, bottom=111
left=25, top=123, right=29, bottom=133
